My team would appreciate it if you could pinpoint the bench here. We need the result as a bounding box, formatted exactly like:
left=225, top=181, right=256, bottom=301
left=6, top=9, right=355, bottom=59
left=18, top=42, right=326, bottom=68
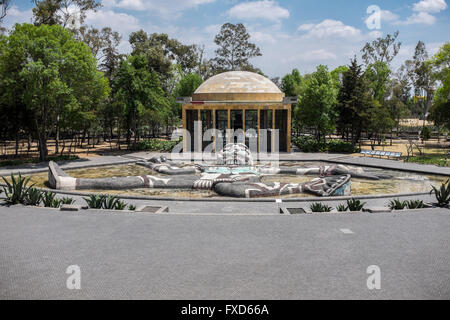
left=360, top=150, right=402, bottom=160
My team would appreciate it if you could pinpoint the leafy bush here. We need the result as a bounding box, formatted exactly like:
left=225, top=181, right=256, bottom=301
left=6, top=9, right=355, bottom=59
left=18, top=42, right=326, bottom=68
left=132, top=139, right=179, bottom=152
left=430, top=179, right=450, bottom=207
left=389, top=199, right=406, bottom=210
left=2, top=173, right=34, bottom=204
left=406, top=200, right=424, bottom=209
left=420, top=126, right=431, bottom=141
left=83, top=194, right=105, bottom=209
left=42, top=191, right=62, bottom=208
left=310, top=203, right=333, bottom=212
left=336, top=204, right=348, bottom=212
left=128, top=205, right=136, bottom=211
left=346, top=198, right=366, bottom=211
left=292, top=137, right=358, bottom=153
left=326, top=140, right=358, bottom=153
left=24, top=188, right=43, bottom=206
left=292, top=136, right=325, bottom=153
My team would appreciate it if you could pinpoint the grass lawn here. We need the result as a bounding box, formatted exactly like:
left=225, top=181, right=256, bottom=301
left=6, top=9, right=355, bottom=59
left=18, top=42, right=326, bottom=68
left=406, top=153, right=448, bottom=167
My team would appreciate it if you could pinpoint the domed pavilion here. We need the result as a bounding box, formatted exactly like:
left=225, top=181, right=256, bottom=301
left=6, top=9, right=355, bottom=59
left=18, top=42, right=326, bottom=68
left=180, top=71, right=296, bottom=153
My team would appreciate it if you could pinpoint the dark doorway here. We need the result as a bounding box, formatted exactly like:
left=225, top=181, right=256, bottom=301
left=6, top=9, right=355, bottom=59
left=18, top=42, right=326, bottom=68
left=259, top=109, right=273, bottom=153
left=215, top=110, right=228, bottom=151
left=230, top=110, right=243, bottom=144
left=275, top=109, right=288, bottom=152
left=186, top=109, right=198, bottom=152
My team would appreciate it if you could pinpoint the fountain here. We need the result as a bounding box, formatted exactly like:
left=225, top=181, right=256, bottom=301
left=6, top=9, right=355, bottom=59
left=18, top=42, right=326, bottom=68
left=48, top=144, right=395, bottom=198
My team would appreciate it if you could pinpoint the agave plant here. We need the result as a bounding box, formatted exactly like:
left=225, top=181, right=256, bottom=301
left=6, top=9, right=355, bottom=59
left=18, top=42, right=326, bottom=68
left=24, top=188, right=43, bottom=206
left=2, top=172, right=34, bottom=204
left=114, top=200, right=127, bottom=211
left=346, top=198, right=366, bottom=211
left=336, top=204, right=348, bottom=212
left=389, top=199, right=406, bottom=210
left=430, top=180, right=450, bottom=207
left=102, top=195, right=120, bottom=210
left=83, top=194, right=105, bottom=209
left=406, top=200, right=424, bottom=209
left=60, top=197, right=76, bottom=205
left=310, top=203, right=332, bottom=213
left=42, top=191, right=62, bottom=208
left=128, top=204, right=136, bottom=211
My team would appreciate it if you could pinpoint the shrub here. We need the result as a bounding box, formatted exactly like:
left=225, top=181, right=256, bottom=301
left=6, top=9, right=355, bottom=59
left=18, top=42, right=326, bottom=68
left=132, top=139, right=179, bottom=152
left=346, top=198, right=366, bottom=211
left=326, top=140, right=358, bottom=153
left=292, top=136, right=324, bottom=153
left=336, top=204, right=348, bottom=212
left=389, top=199, right=406, bottom=210
left=406, top=200, right=424, bottom=209
left=292, top=137, right=358, bottom=153
left=128, top=205, right=136, bottom=211
left=2, top=173, right=34, bottom=204
left=24, top=188, right=43, bottom=206
left=310, top=203, right=333, bottom=212
left=420, top=126, right=431, bottom=141
left=430, top=180, right=450, bottom=207
left=83, top=194, right=105, bottom=209
left=42, top=191, right=62, bottom=208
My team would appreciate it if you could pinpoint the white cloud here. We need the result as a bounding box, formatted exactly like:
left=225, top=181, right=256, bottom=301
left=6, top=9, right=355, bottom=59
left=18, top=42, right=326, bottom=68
left=380, top=10, right=400, bottom=22
left=1, top=5, right=33, bottom=30
left=115, top=0, right=146, bottom=11
left=395, top=0, right=447, bottom=25
left=298, top=19, right=361, bottom=39
left=413, top=0, right=448, bottom=13
left=396, top=11, right=437, bottom=25
left=287, top=49, right=337, bottom=62
left=227, top=1, right=290, bottom=22
left=85, top=9, right=140, bottom=33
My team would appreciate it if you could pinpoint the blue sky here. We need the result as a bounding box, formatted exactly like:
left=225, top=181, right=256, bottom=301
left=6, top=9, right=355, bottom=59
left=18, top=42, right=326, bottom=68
left=3, top=0, right=449, bottom=77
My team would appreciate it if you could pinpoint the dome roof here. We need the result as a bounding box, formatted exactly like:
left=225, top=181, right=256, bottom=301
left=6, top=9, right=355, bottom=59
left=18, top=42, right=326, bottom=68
left=192, top=71, right=284, bottom=102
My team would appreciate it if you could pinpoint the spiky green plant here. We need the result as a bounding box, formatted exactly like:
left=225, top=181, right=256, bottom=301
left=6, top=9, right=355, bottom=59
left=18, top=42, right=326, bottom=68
left=102, top=195, right=120, bottom=210
left=346, top=198, right=366, bottom=211
left=24, top=188, right=43, bottom=206
left=42, top=191, right=62, bottom=208
left=389, top=199, right=407, bottom=210
left=60, top=197, right=75, bottom=205
left=406, top=200, right=424, bottom=209
left=83, top=194, right=105, bottom=209
left=310, top=203, right=332, bottom=212
left=114, top=200, right=127, bottom=211
left=336, top=204, right=348, bottom=212
left=430, top=180, right=450, bottom=207
left=2, top=172, right=34, bottom=204
left=128, top=204, right=136, bottom=211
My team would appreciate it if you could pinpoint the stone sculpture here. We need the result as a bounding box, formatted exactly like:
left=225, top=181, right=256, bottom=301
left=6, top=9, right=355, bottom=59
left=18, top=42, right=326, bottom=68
left=48, top=144, right=390, bottom=198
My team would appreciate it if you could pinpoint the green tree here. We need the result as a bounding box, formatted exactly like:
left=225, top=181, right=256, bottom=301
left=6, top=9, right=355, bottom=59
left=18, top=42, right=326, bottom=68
left=32, top=0, right=101, bottom=28
left=428, top=42, right=450, bottom=129
left=0, top=23, right=109, bottom=160
left=210, top=23, right=261, bottom=73
left=337, top=58, right=372, bottom=145
left=361, top=31, right=401, bottom=66
left=298, top=65, right=338, bottom=144
left=0, top=0, right=9, bottom=33
left=113, top=54, right=169, bottom=146
left=365, top=61, right=391, bottom=103
left=175, top=73, right=203, bottom=98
